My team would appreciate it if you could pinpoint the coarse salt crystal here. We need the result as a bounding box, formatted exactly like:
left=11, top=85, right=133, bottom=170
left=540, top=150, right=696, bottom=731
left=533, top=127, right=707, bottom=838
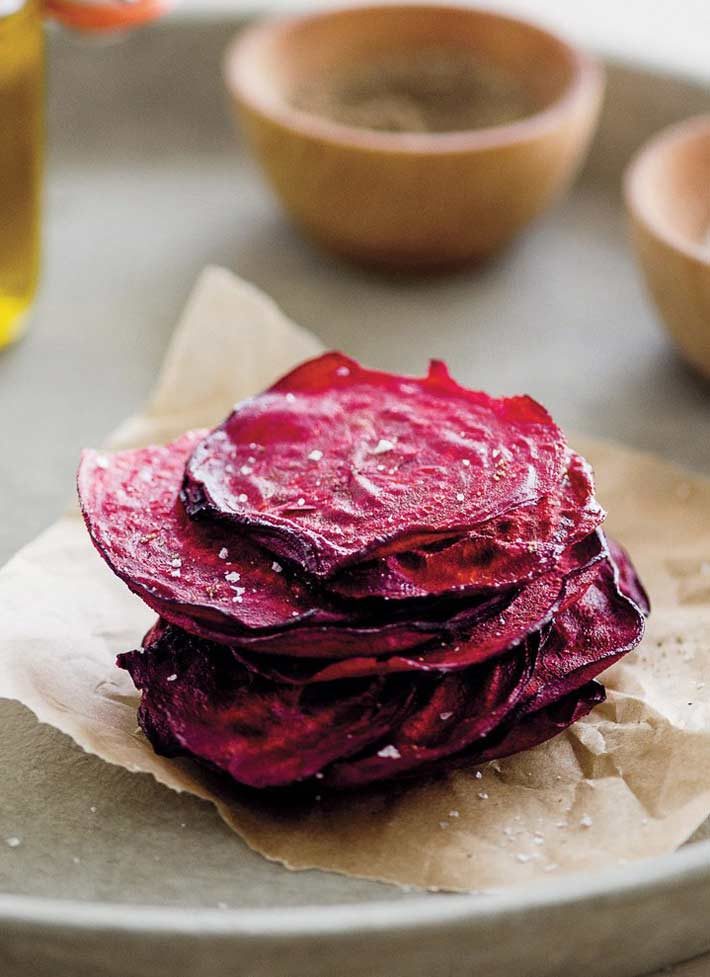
left=580, top=814, right=593, bottom=828
left=240, top=465, right=252, bottom=476
left=462, top=459, right=471, bottom=467
left=272, top=562, right=283, bottom=573
left=373, top=438, right=395, bottom=455
left=515, top=853, right=531, bottom=863
left=440, top=711, right=453, bottom=721
left=477, top=791, right=489, bottom=800
left=456, top=493, right=465, bottom=502
left=336, top=366, right=350, bottom=377
left=218, top=548, right=229, bottom=560
left=170, top=557, right=182, bottom=568
left=166, top=674, right=177, bottom=682
left=225, top=571, right=241, bottom=583
left=474, top=770, right=483, bottom=780
left=5, top=836, right=21, bottom=848
left=308, top=449, right=324, bottom=462
left=285, top=393, right=296, bottom=402
left=169, top=568, right=181, bottom=578
left=94, top=455, right=109, bottom=470
left=449, top=810, right=460, bottom=818
left=377, top=745, right=401, bottom=759
left=297, top=497, right=305, bottom=507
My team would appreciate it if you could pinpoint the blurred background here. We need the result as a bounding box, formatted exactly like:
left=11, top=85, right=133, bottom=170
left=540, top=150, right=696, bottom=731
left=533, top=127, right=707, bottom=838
left=185, top=0, right=710, bottom=80
left=1, top=0, right=709, bottom=566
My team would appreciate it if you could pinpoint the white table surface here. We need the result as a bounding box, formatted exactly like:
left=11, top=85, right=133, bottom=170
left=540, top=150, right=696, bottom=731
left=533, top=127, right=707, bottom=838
left=170, top=0, right=710, bottom=83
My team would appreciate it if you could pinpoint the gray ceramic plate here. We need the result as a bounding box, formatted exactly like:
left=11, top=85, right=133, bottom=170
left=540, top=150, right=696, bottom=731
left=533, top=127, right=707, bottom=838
left=1, top=16, right=710, bottom=977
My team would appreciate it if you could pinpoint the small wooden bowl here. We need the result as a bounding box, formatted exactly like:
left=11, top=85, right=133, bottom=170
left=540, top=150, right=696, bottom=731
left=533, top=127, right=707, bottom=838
left=225, top=4, right=604, bottom=270
left=625, top=116, right=710, bottom=379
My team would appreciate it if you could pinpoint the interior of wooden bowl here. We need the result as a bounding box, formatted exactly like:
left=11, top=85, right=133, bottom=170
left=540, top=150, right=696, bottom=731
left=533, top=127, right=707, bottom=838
left=628, top=116, right=710, bottom=254
left=228, top=4, right=585, bottom=133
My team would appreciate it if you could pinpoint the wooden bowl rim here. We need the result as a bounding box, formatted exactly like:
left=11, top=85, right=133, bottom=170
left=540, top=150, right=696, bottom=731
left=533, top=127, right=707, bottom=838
left=624, top=114, right=710, bottom=269
left=224, top=3, right=603, bottom=156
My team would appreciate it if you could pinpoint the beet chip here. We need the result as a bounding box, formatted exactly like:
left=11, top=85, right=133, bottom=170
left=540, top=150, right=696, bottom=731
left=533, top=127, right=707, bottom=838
left=79, top=434, right=522, bottom=658
left=118, top=622, right=533, bottom=789
left=78, top=433, right=340, bottom=633
left=226, top=532, right=608, bottom=684
left=118, top=624, right=418, bottom=789
left=80, top=352, right=650, bottom=792
left=329, top=451, right=604, bottom=600
left=324, top=553, right=643, bottom=787
left=183, top=353, right=568, bottom=576
left=79, top=434, right=539, bottom=656
left=118, top=542, right=643, bottom=791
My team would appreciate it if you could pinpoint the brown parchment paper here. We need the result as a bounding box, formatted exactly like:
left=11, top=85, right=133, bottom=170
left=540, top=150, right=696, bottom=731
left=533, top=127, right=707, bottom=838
left=2, top=266, right=710, bottom=893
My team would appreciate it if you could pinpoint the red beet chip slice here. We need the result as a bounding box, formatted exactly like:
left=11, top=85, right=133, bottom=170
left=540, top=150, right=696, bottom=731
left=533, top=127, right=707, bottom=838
left=78, top=433, right=343, bottom=633
left=143, top=582, right=513, bottom=659
left=608, top=538, right=651, bottom=615
left=226, top=531, right=607, bottom=683
left=471, top=681, right=606, bottom=765
left=124, top=540, right=644, bottom=790
left=512, top=554, right=646, bottom=714
left=328, top=451, right=604, bottom=600
left=182, top=353, right=568, bottom=576
left=321, top=642, right=537, bottom=787
left=118, top=624, right=416, bottom=789
left=78, top=434, right=530, bottom=657
left=324, top=551, right=644, bottom=787
left=119, top=621, right=533, bottom=789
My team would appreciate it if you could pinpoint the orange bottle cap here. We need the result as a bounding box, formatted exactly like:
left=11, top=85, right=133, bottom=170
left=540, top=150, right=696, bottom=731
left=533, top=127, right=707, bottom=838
left=45, top=0, right=171, bottom=31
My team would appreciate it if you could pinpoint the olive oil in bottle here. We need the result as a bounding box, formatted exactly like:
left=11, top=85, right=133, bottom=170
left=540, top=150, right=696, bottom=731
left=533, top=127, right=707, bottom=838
left=0, top=0, right=43, bottom=349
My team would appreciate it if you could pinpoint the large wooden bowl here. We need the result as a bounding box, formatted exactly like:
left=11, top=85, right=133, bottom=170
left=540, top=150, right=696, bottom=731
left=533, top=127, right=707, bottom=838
left=625, top=115, right=710, bottom=380
left=225, top=4, right=604, bottom=270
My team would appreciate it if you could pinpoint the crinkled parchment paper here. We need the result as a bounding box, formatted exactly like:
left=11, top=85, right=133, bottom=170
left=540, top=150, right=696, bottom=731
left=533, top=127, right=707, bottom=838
left=2, top=266, right=710, bottom=892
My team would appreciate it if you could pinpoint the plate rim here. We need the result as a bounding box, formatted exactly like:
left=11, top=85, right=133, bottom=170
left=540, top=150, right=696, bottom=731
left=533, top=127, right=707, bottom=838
left=2, top=838, right=710, bottom=935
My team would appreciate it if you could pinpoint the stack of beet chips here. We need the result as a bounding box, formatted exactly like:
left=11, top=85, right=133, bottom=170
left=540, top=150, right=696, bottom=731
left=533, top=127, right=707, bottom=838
left=78, top=354, right=648, bottom=789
